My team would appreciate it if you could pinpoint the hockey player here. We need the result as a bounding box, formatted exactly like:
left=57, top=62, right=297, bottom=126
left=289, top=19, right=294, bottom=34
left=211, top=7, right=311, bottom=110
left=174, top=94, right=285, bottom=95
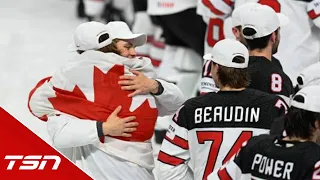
left=208, top=85, right=320, bottom=180
left=28, top=21, right=184, bottom=180
left=147, top=0, right=207, bottom=167
left=200, top=2, right=284, bottom=94
left=200, top=2, right=259, bottom=94
left=156, top=39, right=288, bottom=180
left=241, top=5, right=294, bottom=99
left=198, top=0, right=320, bottom=86
left=270, top=62, right=320, bottom=136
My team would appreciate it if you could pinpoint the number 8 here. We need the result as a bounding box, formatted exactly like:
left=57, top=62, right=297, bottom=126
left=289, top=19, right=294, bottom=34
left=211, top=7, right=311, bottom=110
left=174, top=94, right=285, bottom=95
left=271, top=73, right=282, bottom=92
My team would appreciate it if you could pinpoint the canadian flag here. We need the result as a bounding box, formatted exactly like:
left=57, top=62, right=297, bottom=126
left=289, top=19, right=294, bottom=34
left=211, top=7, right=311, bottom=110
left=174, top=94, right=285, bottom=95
left=28, top=63, right=158, bottom=142
left=0, top=107, right=92, bottom=180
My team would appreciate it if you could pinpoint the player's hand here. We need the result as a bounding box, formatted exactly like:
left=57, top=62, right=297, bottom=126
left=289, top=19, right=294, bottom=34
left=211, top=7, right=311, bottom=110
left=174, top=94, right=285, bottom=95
left=102, top=106, right=138, bottom=137
left=118, top=70, right=159, bottom=97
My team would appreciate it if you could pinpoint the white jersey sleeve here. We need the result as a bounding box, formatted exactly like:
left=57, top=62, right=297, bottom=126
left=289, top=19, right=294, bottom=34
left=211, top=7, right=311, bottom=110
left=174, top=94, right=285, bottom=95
left=154, top=79, right=185, bottom=117
left=156, top=105, right=193, bottom=180
left=200, top=60, right=219, bottom=94
left=308, top=0, right=320, bottom=28
left=47, top=115, right=100, bottom=148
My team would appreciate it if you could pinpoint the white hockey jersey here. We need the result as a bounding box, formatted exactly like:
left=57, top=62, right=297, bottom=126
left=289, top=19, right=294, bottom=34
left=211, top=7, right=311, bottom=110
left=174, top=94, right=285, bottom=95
left=197, top=0, right=233, bottom=21
left=28, top=51, right=185, bottom=179
left=46, top=77, right=184, bottom=179
left=147, top=0, right=198, bottom=15
left=156, top=89, right=287, bottom=180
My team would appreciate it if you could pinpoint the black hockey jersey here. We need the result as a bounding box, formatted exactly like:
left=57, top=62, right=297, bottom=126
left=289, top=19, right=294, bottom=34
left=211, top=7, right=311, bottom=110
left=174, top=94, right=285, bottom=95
left=157, top=89, right=288, bottom=180
left=208, top=135, right=320, bottom=180
left=200, top=56, right=284, bottom=94
left=270, top=116, right=286, bottom=136
left=248, top=56, right=294, bottom=98
left=271, top=56, right=283, bottom=70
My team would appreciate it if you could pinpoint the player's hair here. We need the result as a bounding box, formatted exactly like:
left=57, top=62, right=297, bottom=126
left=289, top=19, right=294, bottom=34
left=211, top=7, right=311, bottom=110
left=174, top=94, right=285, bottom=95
left=235, top=26, right=241, bottom=31
left=243, top=29, right=279, bottom=50
left=284, top=106, right=320, bottom=140
left=215, top=56, right=250, bottom=88
left=99, top=39, right=121, bottom=55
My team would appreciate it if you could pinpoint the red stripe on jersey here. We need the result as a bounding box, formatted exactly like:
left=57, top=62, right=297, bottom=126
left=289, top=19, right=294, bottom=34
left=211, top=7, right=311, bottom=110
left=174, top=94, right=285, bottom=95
left=158, top=151, right=185, bottom=166
left=151, top=58, right=161, bottom=67
left=99, top=136, right=104, bottom=143
left=173, top=105, right=184, bottom=122
left=164, top=135, right=189, bottom=150
left=223, top=0, right=233, bottom=7
left=147, top=35, right=154, bottom=43
left=152, top=40, right=165, bottom=49
left=202, top=0, right=224, bottom=15
left=218, top=168, right=232, bottom=180
left=308, top=10, right=320, bottom=20
left=144, top=35, right=165, bottom=49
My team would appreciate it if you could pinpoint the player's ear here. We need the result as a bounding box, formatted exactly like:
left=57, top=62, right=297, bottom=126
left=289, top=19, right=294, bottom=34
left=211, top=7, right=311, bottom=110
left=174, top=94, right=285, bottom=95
left=232, top=27, right=239, bottom=39
left=210, top=63, right=219, bottom=75
left=271, top=28, right=280, bottom=43
left=214, top=64, right=219, bottom=72
left=270, top=32, right=277, bottom=43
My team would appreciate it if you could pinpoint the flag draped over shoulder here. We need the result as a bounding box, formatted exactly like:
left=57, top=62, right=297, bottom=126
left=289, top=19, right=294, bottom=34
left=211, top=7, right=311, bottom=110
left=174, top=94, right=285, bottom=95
left=28, top=51, right=158, bottom=142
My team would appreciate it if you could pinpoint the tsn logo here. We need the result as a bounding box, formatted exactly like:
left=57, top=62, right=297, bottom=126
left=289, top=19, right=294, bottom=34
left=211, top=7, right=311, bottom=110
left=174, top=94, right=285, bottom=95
left=4, top=155, right=61, bottom=170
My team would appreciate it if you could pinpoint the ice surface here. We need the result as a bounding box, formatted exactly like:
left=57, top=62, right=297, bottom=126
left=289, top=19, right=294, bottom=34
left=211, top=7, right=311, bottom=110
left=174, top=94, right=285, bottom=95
left=0, top=0, right=84, bottom=143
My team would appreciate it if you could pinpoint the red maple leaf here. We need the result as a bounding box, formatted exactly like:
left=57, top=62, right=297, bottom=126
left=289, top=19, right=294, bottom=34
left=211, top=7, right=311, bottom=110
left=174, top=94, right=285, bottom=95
left=28, top=76, right=52, bottom=121
left=48, top=65, right=158, bottom=142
